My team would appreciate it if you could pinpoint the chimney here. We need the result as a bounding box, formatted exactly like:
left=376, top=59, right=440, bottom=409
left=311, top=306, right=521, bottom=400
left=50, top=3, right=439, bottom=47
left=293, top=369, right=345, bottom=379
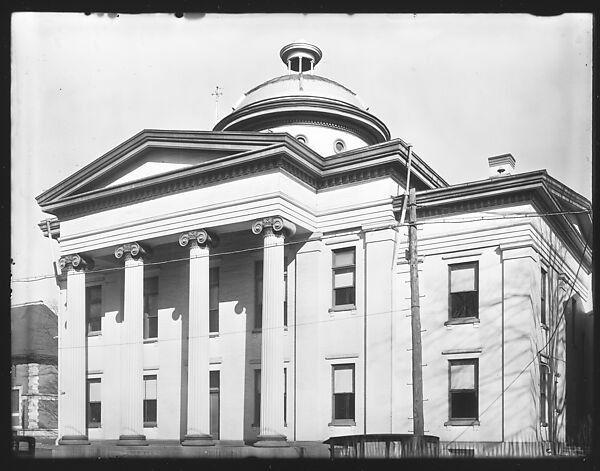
left=488, top=153, right=516, bottom=178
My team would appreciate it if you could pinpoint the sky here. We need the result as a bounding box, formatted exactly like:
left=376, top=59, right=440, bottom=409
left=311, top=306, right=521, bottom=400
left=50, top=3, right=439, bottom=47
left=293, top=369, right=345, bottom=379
left=11, top=13, right=593, bottom=307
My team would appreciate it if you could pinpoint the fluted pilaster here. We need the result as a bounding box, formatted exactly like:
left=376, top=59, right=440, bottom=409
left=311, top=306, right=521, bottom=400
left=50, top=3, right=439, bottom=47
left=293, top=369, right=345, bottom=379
left=252, top=217, right=295, bottom=447
left=58, top=254, right=93, bottom=445
left=180, top=229, right=217, bottom=446
left=115, top=242, right=150, bottom=446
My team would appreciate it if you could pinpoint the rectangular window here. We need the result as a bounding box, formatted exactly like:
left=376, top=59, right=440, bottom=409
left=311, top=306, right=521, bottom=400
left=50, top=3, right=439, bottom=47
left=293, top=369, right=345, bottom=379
left=86, top=285, right=102, bottom=334
left=11, top=387, right=21, bottom=428
left=209, top=267, right=220, bottom=334
left=448, top=359, right=479, bottom=422
left=284, top=257, right=288, bottom=327
left=87, top=379, right=101, bottom=427
left=254, top=369, right=261, bottom=426
left=332, top=248, right=356, bottom=308
left=143, top=277, right=159, bottom=340
left=541, top=268, right=548, bottom=326
left=210, top=371, right=220, bottom=439
left=540, top=363, right=549, bottom=425
left=448, top=262, right=479, bottom=320
left=255, top=261, right=263, bottom=330
left=143, top=375, right=157, bottom=427
left=448, top=448, right=475, bottom=457
left=284, top=367, right=287, bottom=427
left=332, top=364, right=355, bottom=423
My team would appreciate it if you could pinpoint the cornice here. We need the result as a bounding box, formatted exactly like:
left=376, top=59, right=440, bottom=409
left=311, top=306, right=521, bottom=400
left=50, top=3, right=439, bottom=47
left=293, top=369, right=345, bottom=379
left=214, top=96, right=391, bottom=144
left=261, top=117, right=366, bottom=142
left=38, top=218, right=60, bottom=239
left=394, top=172, right=592, bottom=271
left=40, top=137, right=448, bottom=220
left=36, top=130, right=294, bottom=205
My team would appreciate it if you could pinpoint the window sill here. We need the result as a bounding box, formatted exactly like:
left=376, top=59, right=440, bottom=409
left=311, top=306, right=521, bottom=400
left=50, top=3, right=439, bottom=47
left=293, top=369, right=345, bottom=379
left=252, top=328, right=262, bottom=334
left=87, top=423, right=102, bottom=429
left=444, top=419, right=480, bottom=427
left=328, top=305, right=356, bottom=313
left=328, top=419, right=356, bottom=427
left=444, top=317, right=480, bottom=326
left=209, top=332, right=219, bottom=338
left=143, top=338, right=158, bottom=344
left=251, top=424, right=259, bottom=429
left=143, top=423, right=157, bottom=428
left=87, top=331, right=102, bottom=337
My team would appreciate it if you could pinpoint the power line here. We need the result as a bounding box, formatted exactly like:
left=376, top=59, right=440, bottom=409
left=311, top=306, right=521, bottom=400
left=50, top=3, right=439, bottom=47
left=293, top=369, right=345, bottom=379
left=12, top=209, right=592, bottom=284
left=54, top=305, right=410, bottom=352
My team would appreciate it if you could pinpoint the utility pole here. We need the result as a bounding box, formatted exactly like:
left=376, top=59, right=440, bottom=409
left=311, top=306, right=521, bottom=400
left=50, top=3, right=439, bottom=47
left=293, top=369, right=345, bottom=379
left=408, top=187, right=425, bottom=438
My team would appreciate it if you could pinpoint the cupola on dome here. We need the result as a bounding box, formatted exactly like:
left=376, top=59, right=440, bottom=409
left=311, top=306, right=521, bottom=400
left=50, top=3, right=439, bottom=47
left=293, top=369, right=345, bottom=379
left=214, top=42, right=390, bottom=156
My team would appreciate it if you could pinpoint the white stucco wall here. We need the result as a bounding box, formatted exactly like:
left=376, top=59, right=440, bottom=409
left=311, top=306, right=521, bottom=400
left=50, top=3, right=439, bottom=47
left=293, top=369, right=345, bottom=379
left=62, top=175, right=589, bottom=445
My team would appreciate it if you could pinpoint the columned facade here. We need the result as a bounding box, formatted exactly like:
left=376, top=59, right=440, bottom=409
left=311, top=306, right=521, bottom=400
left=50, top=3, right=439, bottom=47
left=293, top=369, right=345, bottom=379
left=58, top=254, right=92, bottom=445
left=252, top=216, right=295, bottom=447
left=180, top=229, right=217, bottom=446
left=115, top=242, right=150, bottom=446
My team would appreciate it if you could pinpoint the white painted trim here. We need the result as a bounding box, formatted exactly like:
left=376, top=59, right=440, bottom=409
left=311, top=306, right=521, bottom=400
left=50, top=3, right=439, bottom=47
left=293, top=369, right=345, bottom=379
left=325, top=353, right=360, bottom=360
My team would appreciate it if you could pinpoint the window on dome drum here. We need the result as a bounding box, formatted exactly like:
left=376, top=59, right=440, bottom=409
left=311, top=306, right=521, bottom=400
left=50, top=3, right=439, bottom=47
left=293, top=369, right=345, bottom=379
left=87, top=378, right=101, bottom=428
left=253, top=369, right=261, bottom=426
left=143, top=277, right=159, bottom=340
left=209, top=267, right=219, bottom=334
left=86, top=285, right=102, bottom=335
left=448, top=359, right=478, bottom=424
left=143, top=375, right=157, bottom=427
left=333, top=139, right=346, bottom=153
left=448, top=262, right=479, bottom=321
left=331, top=364, right=355, bottom=424
left=332, top=247, right=356, bottom=309
left=541, top=268, right=548, bottom=327
left=540, top=363, right=549, bottom=425
left=255, top=261, right=263, bottom=330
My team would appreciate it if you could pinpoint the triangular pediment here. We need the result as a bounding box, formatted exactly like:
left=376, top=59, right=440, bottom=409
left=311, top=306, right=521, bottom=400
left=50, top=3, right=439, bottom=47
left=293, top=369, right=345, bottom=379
left=36, top=129, right=288, bottom=205
left=78, top=146, right=236, bottom=192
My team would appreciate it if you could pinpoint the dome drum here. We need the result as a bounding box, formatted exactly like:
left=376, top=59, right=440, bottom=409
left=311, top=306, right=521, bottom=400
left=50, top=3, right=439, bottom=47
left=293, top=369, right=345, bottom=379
left=214, top=99, right=390, bottom=146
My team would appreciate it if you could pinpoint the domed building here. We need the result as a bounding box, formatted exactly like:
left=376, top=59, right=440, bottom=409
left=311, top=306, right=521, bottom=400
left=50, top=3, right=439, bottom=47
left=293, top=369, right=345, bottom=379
left=36, top=42, right=592, bottom=458
left=215, top=42, right=390, bottom=156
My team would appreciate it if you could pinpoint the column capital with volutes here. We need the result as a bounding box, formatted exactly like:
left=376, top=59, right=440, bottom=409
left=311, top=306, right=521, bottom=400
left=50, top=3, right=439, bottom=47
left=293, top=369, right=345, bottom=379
left=59, top=253, right=94, bottom=273
left=179, top=229, right=218, bottom=249
left=114, top=242, right=151, bottom=261
left=251, top=216, right=296, bottom=238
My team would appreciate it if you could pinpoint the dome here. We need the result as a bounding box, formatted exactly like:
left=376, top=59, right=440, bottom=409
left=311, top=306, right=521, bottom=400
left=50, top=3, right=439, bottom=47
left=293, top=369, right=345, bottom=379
left=213, top=42, right=391, bottom=150
left=236, top=74, right=365, bottom=110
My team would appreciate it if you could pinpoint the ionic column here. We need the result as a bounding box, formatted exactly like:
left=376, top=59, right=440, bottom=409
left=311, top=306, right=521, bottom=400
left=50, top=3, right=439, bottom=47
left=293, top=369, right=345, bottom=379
left=115, top=242, right=150, bottom=446
left=252, top=216, right=295, bottom=447
left=58, top=254, right=93, bottom=445
left=180, top=229, right=218, bottom=446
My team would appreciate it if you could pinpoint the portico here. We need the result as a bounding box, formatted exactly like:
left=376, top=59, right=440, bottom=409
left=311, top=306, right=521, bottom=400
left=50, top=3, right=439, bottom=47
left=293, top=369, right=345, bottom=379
left=56, top=215, right=300, bottom=448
